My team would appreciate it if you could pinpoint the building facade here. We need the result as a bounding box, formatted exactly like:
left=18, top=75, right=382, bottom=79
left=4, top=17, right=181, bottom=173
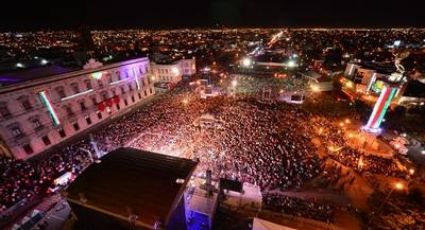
left=151, top=58, right=196, bottom=83
left=0, top=58, right=155, bottom=159
left=344, top=62, right=389, bottom=94
left=343, top=62, right=425, bottom=108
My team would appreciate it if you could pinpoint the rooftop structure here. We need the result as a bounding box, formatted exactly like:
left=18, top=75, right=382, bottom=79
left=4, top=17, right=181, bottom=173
left=65, top=147, right=198, bottom=230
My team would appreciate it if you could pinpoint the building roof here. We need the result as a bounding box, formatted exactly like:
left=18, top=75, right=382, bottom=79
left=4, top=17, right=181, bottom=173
left=359, top=61, right=396, bottom=75
left=65, top=147, right=198, bottom=227
left=0, top=57, right=148, bottom=94
left=403, top=80, right=425, bottom=98
left=0, top=65, right=77, bottom=86
left=255, top=53, right=290, bottom=63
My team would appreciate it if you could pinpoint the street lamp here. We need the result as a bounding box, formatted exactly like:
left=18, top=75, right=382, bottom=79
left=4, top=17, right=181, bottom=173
left=311, top=85, right=320, bottom=92
left=242, top=57, right=252, bottom=68
left=231, top=79, right=238, bottom=87
left=374, top=182, right=405, bottom=219
left=182, top=98, right=189, bottom=105
left=287, top=60, right=296, bottom=68
left=394, top=182, right=404, bottom=191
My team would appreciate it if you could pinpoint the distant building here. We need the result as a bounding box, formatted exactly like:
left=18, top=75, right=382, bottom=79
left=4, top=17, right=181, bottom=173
left=65, top=147, right=198, bottom=230
left=343, top=62, right=395, bottom=94
left=151, top=58, right=196, bottom=84
left=303, top=71, right=334, bottom=92
left=0, top=58, right=154, bottom=159
left=342, top=62, right=425, bottom=109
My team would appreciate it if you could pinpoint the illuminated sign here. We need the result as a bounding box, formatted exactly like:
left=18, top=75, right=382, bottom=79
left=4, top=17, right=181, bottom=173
left=91, top=72, right=103, bottom=80
left=132, top=68, right=141, bottom=90
left=371, top=80, right=385, bottom=93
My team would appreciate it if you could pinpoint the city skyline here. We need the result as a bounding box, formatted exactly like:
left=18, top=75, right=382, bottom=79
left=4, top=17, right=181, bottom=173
left=1, top=2, right=425, bottom=229
left=2, top=0, right=425, bottom=31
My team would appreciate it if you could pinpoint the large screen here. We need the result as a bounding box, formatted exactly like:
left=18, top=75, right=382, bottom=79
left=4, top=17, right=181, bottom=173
left=371, top=80, right=385, bottom=93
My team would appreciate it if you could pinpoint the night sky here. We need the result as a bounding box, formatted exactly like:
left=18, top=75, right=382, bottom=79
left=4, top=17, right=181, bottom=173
left=1, top=0, right=425, bottom=31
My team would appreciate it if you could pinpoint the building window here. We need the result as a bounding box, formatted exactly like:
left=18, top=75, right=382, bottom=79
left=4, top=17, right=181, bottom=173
left=125, top=71, right=130, bottom=78
left=42, top=135, right=51, bottom=146
left=98, top=80, right=104, bottom=88
left=120, top=87, right=125, bottom=95
left=102, top=92, right=108, bottom=101
left=85, top=80, right=92, bottom=90
left=150, top=88, right=153, bottom=94
left=124, top=99, right=128, bottom=106
left=71, top=83, right=80, bottom=94
left=91, top=97, right=97, bottom=105
left=85, top=116, right=92, bottom=125
left=138, top=93, right=142, bottom=99
left=97, top=112, right=102, bottom=120
left=73, top=122, right=80, bottom=131
left=12, top=127, right=23, bottom=138
left=65, top=106, right=74, bottom=117
left=23, top=144, right=33, bottom=154
left=56, top=87, right=66, bottom=99
left=58, top=128, right=66, bottom=138
left=131, top=96, right=135, bottom=103
left=21, top=99, right=32, bottom=111
left=32, top=119, right=42, bottom=130
left=116, top=71, right=121, bottom=81
left=116, top=104, right=121, bottom=110
left=0, top=104, right=12, bottom=119
left=139, top=67, right=143, bottom=74
left=144, top=90, right=147, bottom=97
left=80, top=101, right=87, bottom=111
left=128, top=84, right=133, bottom=91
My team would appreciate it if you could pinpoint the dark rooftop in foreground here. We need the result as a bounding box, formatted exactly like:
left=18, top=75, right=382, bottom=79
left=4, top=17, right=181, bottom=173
left=0, top=65, right=77, bottom=86
left=65, top=147, right=198, bottom=228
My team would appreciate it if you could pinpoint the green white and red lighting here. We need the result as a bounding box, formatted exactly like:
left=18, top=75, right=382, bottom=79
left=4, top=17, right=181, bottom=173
left=39, top=90, right=60, bottom=126
left=132, top=68, right=141, bottom=90
left=91, top=72, right=103, bottom=80
left=363, top=86, right=397, bottom=133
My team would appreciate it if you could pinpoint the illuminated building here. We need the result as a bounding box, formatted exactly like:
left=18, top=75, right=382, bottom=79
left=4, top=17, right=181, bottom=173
left=344, top=62, right=392, bottom=94
left=343, top=62, right=425, bottom=109
left=151, top=58, right=196, bottom=84
left=0, top=58, right=154, bottom=159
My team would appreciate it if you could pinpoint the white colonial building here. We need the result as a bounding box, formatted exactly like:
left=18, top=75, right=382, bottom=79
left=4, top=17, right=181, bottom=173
left=0, top=58, right=155, bottom=159
left=151, top=58, right=196, bottom=83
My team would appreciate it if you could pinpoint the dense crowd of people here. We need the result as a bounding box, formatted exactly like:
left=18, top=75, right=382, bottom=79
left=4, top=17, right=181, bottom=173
left=263, top=193, right=335, bottom=223
left=0, top=145, right=91, bottom=213
left=129, top=93, right=322, bottom=191
left=0, top=76, right=416, bottom=230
